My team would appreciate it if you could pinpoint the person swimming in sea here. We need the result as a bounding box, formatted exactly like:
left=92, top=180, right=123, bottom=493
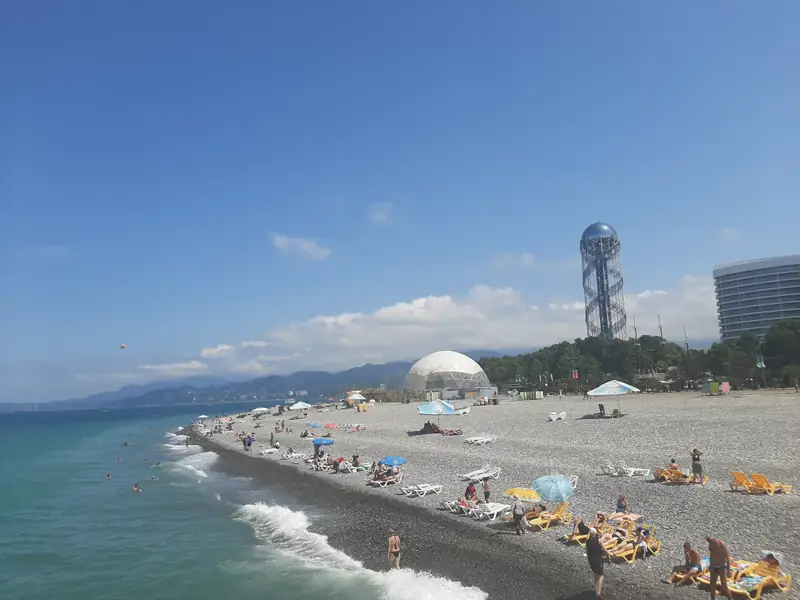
left=150, top=476, right=159, bottom=481
left=106, top=474, right=112, bottom=480
left=132, top=483, right=142, bottom=493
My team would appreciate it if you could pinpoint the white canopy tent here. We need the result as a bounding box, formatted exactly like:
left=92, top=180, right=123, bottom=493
left=251, top=407, right=270, bottom=413
left=347, top=393, right=366, bottom=402
left=288, top=401, right=312, bottom=411
left=586, top=380, right=640, bottom=397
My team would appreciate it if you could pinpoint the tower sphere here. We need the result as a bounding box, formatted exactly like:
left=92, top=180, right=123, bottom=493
left=581, top=222, right=618, bottom=242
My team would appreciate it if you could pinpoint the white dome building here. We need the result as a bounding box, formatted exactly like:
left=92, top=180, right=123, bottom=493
left=403, top=350, right=492, bottom=391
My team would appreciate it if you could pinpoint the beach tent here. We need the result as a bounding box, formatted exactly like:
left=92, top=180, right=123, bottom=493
left=288, top=401, right=312, bottom=411
left=251, top=407, right=269, bottom=414
left=347, top=393, right=366, bottom=402
left=586, top=380, right=640, bottom=397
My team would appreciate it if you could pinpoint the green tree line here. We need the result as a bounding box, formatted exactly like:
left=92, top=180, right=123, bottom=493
left=478, top=319, right=800, bottom=391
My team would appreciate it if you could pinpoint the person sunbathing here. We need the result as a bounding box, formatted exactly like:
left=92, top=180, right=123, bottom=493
left=566, top=513, right=606, bottom=541
left=457, top=497, right=478, bottom=512
left=663, top=542, right=703, bottom=585
left=600, top=522, right=634, bottom=547
left=609, top=527, right=649, bottom=558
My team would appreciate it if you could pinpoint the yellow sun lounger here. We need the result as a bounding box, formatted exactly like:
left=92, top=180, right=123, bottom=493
left=527, top=502, right=572, bottom=530
left=611, top=526, right=660, bottom=565
left=663, top=469, right=708, bottom=485
left=730, top=471, right=759, bottom=494
left=749, top=473, right=793, bottom=495
left=697, top=560, right=792, bottom=600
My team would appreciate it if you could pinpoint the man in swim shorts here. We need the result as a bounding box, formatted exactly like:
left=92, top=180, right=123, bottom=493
left=663, top=541, right=702, bottom=585
left=580, top=521, right=612, bottom=599
left=387, top=529, right=401, bottom=570
left=707, top=536, right=733, bottom=599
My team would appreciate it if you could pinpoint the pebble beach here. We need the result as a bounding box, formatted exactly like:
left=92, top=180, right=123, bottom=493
left=191, top=391, right=800, bottom=600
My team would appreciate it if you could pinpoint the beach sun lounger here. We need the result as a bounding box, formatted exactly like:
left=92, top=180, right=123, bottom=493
left=402, top=483, right=443, bottom=497
left=601, top=461, right=622, bottom=476
left=257, top=447, right=278, bottom=456
left=696, top=558, right=791, bottom=600
left=616, top=461, right=652, bottom=478
left=473, top=502, right=510, bottom=522
left=472, top=435, right=497, bottom=446
left=458, top=465, right=491, bottom=480
left=342, top=464, right=368, bottom=474
left=371, top=473, right=404, bottom=488
left=749, top=473, right=793, bottom=495
left=730, top=471, right=759, bottom=493
left=282, top=452, right=306, bottom=460
left=526, top=502, right=572, bottom=530
left=441, top=499, right=478, bottom=514
left=465, top=467, right=501, bottom=482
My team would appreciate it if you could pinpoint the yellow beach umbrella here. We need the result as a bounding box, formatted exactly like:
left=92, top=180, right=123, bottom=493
left=504, top=487, right=541, bottom=501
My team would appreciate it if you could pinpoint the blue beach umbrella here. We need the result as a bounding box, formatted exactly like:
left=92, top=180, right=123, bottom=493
left=379, top=456, right=406, bottom=467
left=312, top=438, right=334, bottom=446
left=532, top=475, right=574, bottom=502
left=417, top=400, right=457, bottom=425
left=307, top=422, right=321, bottom=428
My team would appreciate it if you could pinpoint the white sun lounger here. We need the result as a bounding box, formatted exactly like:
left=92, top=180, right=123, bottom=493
left=342, top=464, right=368, bottom=474
left=465, top=467, right=502, bottom=482
left=401, top=483, right=443, bottom=497
left=458, top=465, right=491, bottom=480
left=616, top=461, right=652, bottom=478
left=471, top=435, right=497, bottom=446
left=473, top=502, right=510, bottom=522
left=282, top=452, right=306, bottom=460
left=601, top=461, right=621, bottom=476
left=257, top=447, right=278, bottom=456
left=371, top=473, right=403, bottom=488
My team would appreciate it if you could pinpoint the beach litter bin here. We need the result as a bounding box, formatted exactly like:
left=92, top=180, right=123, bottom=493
left=492, top=397, right=499, bottom=406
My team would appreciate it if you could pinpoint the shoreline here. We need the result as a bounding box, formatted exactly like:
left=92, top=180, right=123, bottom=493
left=185, top=392, right=800, bottom=600
left=192, top=431, right=654, bottom=600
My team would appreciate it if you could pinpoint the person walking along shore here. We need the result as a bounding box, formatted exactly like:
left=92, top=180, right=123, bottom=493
left=387, top=529, right=401, bottom=569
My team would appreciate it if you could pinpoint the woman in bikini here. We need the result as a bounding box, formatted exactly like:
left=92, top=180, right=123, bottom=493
left=387, top=529, right=401, bottom=569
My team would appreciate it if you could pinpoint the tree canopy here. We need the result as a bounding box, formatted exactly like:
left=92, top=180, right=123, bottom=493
left=478, top=319, right=800, bottom=391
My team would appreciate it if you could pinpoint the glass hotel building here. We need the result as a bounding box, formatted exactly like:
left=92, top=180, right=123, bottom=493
left=713, top=255, right=800, bottom=341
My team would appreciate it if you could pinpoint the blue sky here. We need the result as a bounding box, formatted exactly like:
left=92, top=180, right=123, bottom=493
left=2, top=2, right=799, bottom=402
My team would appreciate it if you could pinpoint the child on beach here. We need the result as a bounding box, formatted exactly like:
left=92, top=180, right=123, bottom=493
left=482, top=478, right=490, bottom=502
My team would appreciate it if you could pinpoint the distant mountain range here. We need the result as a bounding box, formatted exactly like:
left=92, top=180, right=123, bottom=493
left=0, top=349, right=524, bottom=413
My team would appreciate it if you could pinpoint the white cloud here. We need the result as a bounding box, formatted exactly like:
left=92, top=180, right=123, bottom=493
left=137, top=360, right=208, bottom=378
left=200, top=344, right=235, bottom=358
left=548, top=301, right=585, bottom=312
left=99, top=273, right=717, bottom=386
left=718, top=227, right=740, bottom=242
left=241, top=340, right=269, bottom=348
left=368, top=202, right=392, bottom=222
left=192, top=273, right=717, bottom=378
left=270, top=233, right=331, bottom=261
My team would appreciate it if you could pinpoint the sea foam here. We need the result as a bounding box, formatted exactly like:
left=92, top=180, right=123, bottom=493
left=171, top=451, right=219, bottom=479
left=235, top=502, right=488, bottom=600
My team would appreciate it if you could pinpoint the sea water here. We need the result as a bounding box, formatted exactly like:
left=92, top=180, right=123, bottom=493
left=0, top=404, right=487, bottom=600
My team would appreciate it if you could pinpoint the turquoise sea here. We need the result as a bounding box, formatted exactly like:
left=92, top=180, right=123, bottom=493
left=0, top=403, right=486, bottom=600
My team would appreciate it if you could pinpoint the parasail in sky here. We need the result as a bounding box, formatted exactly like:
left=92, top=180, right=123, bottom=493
left=120, top=344, right=127, bottom=349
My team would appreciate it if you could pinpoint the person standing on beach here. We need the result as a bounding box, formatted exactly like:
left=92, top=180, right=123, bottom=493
left=387, top=529, right=401, bottom=569
left=691, top=448, right=704, bottom=484
left=510, top=495, right=525, bottom=535
left=579, top=521, right=612, bottom=599
left=706, top=536, right=733, bottom=600
left=482, top=478, right=490, bottom=502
